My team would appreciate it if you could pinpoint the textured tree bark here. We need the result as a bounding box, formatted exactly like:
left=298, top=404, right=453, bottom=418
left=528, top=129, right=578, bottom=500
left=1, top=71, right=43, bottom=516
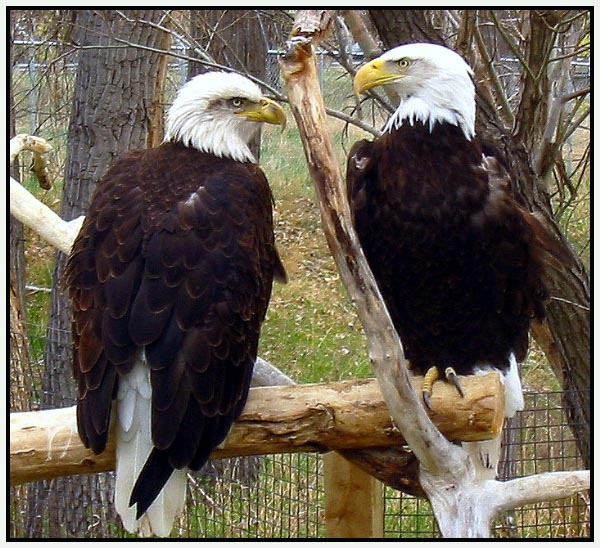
left=10, top=271, right=31, bottom=412
left=27, top=9, right=170, bottom=538
left=10, top=375, right=503, bottom=486
left=369, top=9, right=443, bottom=45
left=339, top=10, right=382, bottom=60
left=9, top=16, right=30, bottom=414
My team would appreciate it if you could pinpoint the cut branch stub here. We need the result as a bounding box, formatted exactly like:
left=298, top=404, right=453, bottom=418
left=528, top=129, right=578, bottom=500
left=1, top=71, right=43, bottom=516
left=290, top=10, right=334, bottom=42
left=10, top=134, right=54, bottom=189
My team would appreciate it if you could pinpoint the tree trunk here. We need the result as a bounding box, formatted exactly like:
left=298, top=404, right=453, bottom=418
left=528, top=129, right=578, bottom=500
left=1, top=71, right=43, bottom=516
left=367, top=8, right=590, bottom=470
left=369, top=9, right=444, bottom=45
left=27, top=9, right=169, bottom=537
left=9, top=9, right=30, bottom=412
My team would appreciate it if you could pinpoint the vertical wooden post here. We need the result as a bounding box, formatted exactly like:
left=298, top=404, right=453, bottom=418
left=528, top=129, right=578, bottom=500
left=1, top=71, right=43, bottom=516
left=324, top=452, right=384, bottom=538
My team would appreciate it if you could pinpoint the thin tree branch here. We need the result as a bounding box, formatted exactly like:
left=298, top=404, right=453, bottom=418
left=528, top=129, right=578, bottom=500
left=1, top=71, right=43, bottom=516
left=494, top=471, right=590, bottom=512
left=489, top=11, right=541, bottom=93
left=561, top=87, right=590, bottom=104
left=561, top=103, right=590, bottom=143
left=472, top=14, right=515, bottom=128
left=114, top=9, right=216, bottom=64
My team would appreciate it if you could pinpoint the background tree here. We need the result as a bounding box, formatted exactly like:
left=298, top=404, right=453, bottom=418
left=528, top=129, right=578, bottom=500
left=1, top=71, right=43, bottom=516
left=10, top=9, right=30, bottom=411
left=26, top=9, right=169, bottom=537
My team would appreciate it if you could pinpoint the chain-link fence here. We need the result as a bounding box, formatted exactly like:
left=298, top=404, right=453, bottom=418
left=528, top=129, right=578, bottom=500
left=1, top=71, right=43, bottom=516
left=10, top=325, right=590, bottom=539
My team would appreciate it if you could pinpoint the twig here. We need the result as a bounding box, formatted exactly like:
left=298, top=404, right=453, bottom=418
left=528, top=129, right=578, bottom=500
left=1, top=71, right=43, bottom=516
left=489, top=11, right=541, bottom=94
left=549, top=296, right=590, bottom=311
left=561, top=87, right=590, bottom=104
left=472, top=16, right=515, bottom=128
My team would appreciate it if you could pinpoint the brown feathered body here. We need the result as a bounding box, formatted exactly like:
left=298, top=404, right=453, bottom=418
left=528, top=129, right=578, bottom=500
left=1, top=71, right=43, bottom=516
left=65, top=141, right=285, bottom=528
left=347, top=121, right=560, bottom=377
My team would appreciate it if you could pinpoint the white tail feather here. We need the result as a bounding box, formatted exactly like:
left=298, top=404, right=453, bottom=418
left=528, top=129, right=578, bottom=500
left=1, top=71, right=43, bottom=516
left=462, top=354, right=524, bottom=480
left=503, top=353, right=525, bottom=418
left=115, top=354, right=187, bottom=537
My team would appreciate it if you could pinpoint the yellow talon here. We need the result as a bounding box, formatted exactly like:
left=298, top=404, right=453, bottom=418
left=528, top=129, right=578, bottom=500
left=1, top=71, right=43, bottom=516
left=421, top=366, right=465, bottom=410
left=422, top=366, right=440, bottom=410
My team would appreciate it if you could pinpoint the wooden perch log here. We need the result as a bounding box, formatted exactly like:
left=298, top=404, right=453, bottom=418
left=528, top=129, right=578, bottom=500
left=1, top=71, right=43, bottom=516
left=10, top=375, right=503, bottom=486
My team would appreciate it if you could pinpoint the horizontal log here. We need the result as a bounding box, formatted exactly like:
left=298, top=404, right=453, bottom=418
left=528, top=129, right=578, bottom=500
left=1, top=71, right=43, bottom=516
left=10, top=374, right=504, bottom=485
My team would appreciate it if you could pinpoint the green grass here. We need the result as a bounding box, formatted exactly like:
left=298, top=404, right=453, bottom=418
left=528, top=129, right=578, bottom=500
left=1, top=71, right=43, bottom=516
left=257, top=117, right=372, bottom=384
left=18, top=175, right=63, bottom=361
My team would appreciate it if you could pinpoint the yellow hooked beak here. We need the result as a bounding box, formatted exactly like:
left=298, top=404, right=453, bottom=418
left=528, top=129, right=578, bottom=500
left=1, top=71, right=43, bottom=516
left=238, top=98, right=287, bottom=127
left=354, top=59, right=405, bottom=95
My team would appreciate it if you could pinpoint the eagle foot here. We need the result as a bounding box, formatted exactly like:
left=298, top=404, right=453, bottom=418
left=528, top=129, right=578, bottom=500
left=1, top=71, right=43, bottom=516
left=421, top=366, right=465, bottom=410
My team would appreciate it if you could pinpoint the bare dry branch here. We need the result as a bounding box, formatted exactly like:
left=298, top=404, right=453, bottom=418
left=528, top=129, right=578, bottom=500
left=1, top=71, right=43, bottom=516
left=10, top=135, right=82, bottom=254
left=279, top=10, right=466, bottom=480
left=494, top=471, right=590, bottom=512
left=472, top=16, right=515, bottom=128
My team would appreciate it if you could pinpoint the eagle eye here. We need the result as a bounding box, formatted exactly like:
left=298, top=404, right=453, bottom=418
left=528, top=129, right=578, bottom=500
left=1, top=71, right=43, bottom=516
left=397, top=58, right=410, bottom=69
left=230, top=97, right=244, bottom=108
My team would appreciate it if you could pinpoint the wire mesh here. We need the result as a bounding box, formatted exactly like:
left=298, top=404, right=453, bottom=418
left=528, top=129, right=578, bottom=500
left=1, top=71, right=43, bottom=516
left=178, top=454, right=325, bottom=538
left=10, top=324, right=589, bottom=539
left=383, top=390, right=590, bottom=539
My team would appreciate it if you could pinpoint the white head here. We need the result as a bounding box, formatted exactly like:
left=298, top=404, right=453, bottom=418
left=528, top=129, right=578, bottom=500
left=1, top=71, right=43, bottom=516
left=354, top=43, right=475, bottom=140
left=164, top=71, right=286, bottom=163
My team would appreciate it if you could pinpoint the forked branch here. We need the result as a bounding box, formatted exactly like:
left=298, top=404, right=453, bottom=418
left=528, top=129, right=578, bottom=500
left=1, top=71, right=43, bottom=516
left=279, top=9, right=589, bottom=537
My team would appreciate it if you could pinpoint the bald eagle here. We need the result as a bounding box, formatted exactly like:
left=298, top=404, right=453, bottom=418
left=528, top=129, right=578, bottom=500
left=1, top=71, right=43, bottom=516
left=65, top=71, right=286, bottom=536
left=349, top=43, right=566, bottom=478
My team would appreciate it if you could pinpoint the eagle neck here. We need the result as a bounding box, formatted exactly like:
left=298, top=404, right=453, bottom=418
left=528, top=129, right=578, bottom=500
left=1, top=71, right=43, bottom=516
left=384, top=95, right=475, bottom=141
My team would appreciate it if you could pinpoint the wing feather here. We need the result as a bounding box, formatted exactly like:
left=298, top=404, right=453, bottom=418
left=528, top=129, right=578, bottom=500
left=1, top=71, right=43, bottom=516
left=346, top=124, right=568, bottom=374
left=66, top=143, right=285, bottom=527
